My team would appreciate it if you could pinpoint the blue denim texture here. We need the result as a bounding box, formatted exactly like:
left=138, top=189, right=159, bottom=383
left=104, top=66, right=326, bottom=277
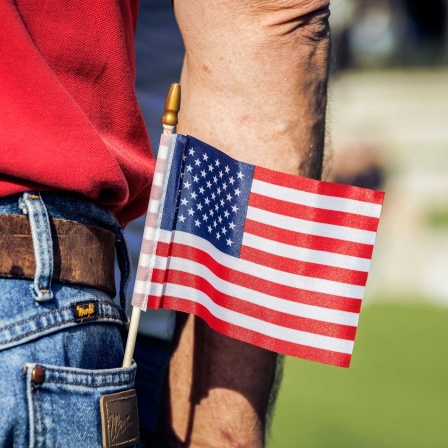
left=0, top=193, right=137, bottom=447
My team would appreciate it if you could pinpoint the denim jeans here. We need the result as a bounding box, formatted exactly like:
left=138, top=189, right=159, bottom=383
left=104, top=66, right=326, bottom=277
left=0, top=193, right=137, bottom=447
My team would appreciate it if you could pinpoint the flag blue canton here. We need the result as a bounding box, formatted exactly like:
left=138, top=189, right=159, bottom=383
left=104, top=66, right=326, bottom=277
left=161, top=136, right=254, bottom=257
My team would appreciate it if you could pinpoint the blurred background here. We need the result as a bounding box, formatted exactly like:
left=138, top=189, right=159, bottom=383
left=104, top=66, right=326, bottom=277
left=127, top=1, right=448, bottom=446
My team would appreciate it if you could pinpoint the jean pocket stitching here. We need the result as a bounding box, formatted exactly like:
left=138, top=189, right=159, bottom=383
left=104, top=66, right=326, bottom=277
left=35, top=363, right=137, bottom=389
left=44, top=365, right=135, bottom=376
left=0, top=316, right=123, bottom=347
left=0, top=300, right=120, bottom=332
left=44, top=379, right=134, bottom=388
left=31, top=385, right=46, bottom=446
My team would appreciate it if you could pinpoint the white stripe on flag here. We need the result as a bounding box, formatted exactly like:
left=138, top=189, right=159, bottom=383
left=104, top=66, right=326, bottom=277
left=242, top=233, right=370, bottom=272
left=134, top=278, right=165, bottom=297
left=133, top=279, right=147, bottom=295
left=149, top=281, right=164, bottom=297
left=162, top=230, right=365, bottom=299
left=157, top=142, right=169, bottom=159
left=246, top=206, right=377, bottom=245
left=251, top=178, right=382, bottom=218
left=148, top=200, right=161, bottom=214
left=154, top=255, right=359, bottom=326
left=153, top=172, right=165, bottom=186
left=143, top=225, right=158, bottom=242
left=164, top=283, right=354, bottom=354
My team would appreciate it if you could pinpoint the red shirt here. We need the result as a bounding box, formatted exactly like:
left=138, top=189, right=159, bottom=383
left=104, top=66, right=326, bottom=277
left=0, top=0, right=154, bottom=226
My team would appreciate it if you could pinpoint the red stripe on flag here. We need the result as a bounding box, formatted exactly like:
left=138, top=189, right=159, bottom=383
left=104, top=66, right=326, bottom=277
left=154, top=241, right=172, bottom=258
left=147, top=184, right=163, bottom=198
left=153, top=242, right=362, bottom=313
left=133, top=292, right=147, bottom=305
left=248, top=193, right=380, bottom=231
left=147, top=294, right=163, bottom=309
left=154, top=159, right=167, bottom=172
left=141, top=239, right=158, bottom=255
left=244, top=219, right=374, bottom=259
left=144, top=211, right=159, bottom=227
left=161, top=269, right=357, bottom=340
left=151, top=269, right=166, bottom=284
left=239, top=246, right=368, bottom=286
left=254, top=166, right=384, bottom=204
left=136, top=265, right=151, bottom=281
left=162, top=296, right=352, bottom=367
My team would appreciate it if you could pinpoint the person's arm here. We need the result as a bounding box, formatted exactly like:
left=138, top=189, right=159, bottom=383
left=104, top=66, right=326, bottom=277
left=162, top=1, right=331, bottom=446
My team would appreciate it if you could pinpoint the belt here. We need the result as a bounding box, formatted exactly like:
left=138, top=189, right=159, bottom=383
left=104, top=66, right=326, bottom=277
left=0, top=214, right=116, bottom=296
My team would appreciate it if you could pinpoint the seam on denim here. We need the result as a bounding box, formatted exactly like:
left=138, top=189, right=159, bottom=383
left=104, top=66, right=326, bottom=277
left=35, top=387, right=46, bottom=441
left=0, top=301, right=120, bottom=332
left=31, top=386, right=44, bottom=442
left=44, top=366, right=135, bottom=377
left=0, top=315, right=122, bottom=345
left=31, top=386, right=40, bottom=444
left=43, top=380, right=133, bottom=388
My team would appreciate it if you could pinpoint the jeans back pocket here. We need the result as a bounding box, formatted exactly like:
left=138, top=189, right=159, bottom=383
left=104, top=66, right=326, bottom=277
left=25, top=362, right=137, bottom=448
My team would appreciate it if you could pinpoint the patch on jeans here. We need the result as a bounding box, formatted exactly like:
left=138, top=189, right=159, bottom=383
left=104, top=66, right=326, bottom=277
left=71, top=301, right=98, bottom=323
left=100, top=389, right=140, bottom=448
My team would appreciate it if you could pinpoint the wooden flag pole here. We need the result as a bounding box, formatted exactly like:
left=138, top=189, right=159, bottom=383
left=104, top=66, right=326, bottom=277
left=122, top=83, right=181, bottom=368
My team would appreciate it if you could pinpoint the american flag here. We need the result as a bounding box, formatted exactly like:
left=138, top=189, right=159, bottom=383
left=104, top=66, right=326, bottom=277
left=133, top=134, right=384, bottom=367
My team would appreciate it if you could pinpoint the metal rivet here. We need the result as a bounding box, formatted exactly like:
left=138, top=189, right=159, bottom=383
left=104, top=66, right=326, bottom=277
left=32, top=365, right=45, bottom=384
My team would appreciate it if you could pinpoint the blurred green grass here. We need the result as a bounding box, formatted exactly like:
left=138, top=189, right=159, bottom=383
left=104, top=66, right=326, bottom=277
left=268, top=303, right=448, bottom=448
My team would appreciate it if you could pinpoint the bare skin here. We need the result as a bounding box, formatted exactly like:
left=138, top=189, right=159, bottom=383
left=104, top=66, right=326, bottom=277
left=160, top=1, right=331, bottom=446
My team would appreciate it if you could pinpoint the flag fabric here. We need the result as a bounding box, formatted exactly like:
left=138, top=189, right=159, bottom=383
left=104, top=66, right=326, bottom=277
left=132, top=134, right=384, bottom=367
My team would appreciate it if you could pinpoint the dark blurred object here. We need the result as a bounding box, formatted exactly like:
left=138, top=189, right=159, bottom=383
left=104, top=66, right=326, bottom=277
left=132, top=334, right=172, bottom=446
left=404, top=0, right=447, bottom=64
left=331, top=0, right=448, bottom=70
left=331, top=138, right=385, bottom=191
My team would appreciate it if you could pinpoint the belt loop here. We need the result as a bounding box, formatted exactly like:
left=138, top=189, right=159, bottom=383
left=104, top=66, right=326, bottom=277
left=115, top=227, right=131, bottom=324
left=18, top=192, right=54, bottom=301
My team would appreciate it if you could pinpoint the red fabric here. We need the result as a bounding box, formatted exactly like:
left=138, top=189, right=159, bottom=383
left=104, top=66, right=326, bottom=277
left=0, top=0, right=154, bottom=226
